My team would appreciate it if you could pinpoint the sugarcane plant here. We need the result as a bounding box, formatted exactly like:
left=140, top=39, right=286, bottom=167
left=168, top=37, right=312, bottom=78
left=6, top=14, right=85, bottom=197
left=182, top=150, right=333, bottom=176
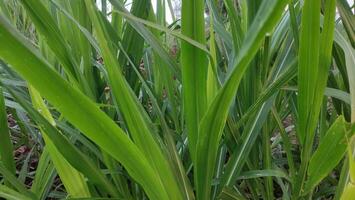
left=0, top=0, right=354, bottom=199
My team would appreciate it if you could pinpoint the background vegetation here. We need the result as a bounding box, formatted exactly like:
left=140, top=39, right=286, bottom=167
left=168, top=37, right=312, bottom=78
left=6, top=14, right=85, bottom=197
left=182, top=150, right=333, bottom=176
left=0, top=0, right=354, bottom=199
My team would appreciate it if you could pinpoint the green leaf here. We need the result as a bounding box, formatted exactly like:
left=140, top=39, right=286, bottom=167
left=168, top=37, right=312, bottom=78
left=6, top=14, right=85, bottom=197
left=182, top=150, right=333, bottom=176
left=295, top=0, right=334, bottom=195
left=349, top=136, right=355, bottom=184
left=110, top=10, right=209, bottom=54
left=18, top=0, right=77, bottom=81
left=304, top=116, right=350, bottom=193
left=30, top=148, right=56, bottom=199
left=0, top=185, right=34, bottom=200
left=7, top=86, right=120, bottom=198
left=0, top=162, right=37, bottom=199
left=195, top=1, right=288, bottom=199
left=297, top=0, right=321, bottom=146
left=334, top=27, right=355, bottom=122
left=0, top=86, right=16, bottom=176
left=181, top=0, right=208, bottom=159
left=218, top=187, right=246, bottom=200
left=336, top=0, right=355, bottom=48
left=0, top=14, right=168, bottom=200
left=311, top=0, right=337, bottom=128
left=19, top=0, right=95, bottom=99
left=84, top=2, right=184, bottom=199
left=340, top=134, right=355, bottom=199
left=341, top=183, right=355, bottom=200
left=117, top=0, right=150, bottom=86
left=237, top=169, right=290, bottom=182
left=28, top=86, right=91, bottom=198
left=108, top=0, right=181, bottom=79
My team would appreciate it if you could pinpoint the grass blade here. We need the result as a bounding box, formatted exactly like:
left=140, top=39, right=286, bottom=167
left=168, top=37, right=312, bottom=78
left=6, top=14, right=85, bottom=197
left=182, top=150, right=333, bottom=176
left=195, top=1, right=288, bottom=198
left=297, top=0, right=321, bottom=146
left=181, top=0, right=208, bottom=160
left=84, top=2, right=184, bottom=199
left=18, top=0, right=76, bottom=81
left=30, top=149, right=56, bottom=199
left=7, top=87, right=120, bottom=198
left=0, top=14, right=168, bottom=200
left=336, top=0, right=355, bottom=48
left=0, top=87, right=16, bottom=176
left=109, top=0, right=181, bottom=79
left=29, top=86, right=91, bottom=198
left=341, top=136, right=355, bottom=199
left=0, top=162, right=37, bottom=199
left=0, top=185, right=34, bottom=200
left=304, top=116, right=351, bottom=194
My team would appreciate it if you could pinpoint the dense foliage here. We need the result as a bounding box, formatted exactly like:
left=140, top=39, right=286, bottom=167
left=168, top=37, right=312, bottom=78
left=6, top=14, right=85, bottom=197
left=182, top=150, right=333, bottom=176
left=0, top=0, right=354, bottom=199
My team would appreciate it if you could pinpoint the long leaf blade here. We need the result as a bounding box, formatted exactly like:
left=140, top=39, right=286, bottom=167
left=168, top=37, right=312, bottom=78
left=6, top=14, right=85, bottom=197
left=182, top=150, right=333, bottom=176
left=0, top=15, right=168, bottom=200
left=195, top=1, right=288, bottom=199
